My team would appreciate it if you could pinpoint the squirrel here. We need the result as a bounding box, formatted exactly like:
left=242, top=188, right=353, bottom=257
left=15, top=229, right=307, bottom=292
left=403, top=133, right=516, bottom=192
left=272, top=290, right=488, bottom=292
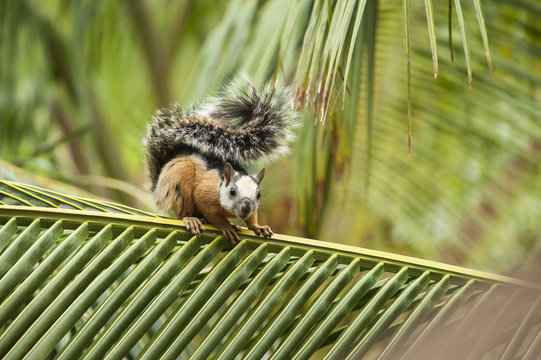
left=143, top=75, right=298, bottom=244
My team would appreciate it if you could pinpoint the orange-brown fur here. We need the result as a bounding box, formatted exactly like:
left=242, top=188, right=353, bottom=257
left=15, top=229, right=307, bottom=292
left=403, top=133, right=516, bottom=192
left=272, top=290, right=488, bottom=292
left=155, top=154, right=269, bottom=243
left=154, top=156, right=196, bottom=218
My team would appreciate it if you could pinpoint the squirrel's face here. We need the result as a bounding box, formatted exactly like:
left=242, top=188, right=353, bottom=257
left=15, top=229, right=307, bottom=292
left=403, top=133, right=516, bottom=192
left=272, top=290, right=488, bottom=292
left=219, top=163, right=265, bottom=220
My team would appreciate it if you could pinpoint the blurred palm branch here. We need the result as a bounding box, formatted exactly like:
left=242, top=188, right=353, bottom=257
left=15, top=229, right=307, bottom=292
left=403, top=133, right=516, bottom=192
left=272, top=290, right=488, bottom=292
left=1, top=0, right=540, bottom=274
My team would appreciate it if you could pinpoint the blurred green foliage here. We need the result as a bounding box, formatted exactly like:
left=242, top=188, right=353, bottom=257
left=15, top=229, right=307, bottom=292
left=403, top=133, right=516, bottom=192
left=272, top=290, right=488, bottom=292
left=1, top=0, right=540, bottom=274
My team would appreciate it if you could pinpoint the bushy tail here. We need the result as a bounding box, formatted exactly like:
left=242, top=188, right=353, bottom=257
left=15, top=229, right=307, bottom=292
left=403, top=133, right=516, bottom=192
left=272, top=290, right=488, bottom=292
left=144, top=75, right=299, bottom=191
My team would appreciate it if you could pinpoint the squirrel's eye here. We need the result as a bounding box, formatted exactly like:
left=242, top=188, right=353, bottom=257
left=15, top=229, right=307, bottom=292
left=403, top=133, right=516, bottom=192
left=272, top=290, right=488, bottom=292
left=230, top=188, right=236, bottom=196
left=257, top=191, right=261, bottom=199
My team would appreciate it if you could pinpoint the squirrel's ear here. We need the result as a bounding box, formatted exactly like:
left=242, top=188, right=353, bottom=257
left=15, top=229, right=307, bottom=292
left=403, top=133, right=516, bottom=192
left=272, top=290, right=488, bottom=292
left=224, top=163, right=234, bottom=186
left=255, top=168, right=265, bottom=184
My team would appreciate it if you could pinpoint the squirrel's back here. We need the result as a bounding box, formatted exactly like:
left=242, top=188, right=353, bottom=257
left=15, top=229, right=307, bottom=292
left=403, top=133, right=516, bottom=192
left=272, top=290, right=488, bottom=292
left=144, top=75, right=299, bottom=193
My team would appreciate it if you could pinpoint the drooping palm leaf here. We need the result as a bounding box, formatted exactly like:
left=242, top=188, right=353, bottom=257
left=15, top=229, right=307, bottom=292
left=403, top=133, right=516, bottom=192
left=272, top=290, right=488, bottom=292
left=0, top=181, right=539, bottom=359
left=341, top=0, right=541, bottom=269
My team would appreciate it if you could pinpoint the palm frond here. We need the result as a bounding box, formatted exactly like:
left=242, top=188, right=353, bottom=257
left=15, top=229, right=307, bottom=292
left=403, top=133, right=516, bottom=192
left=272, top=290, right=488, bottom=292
left=0, top=180, right=158, bottom=217
left=0, top=182, right=539, bottom=359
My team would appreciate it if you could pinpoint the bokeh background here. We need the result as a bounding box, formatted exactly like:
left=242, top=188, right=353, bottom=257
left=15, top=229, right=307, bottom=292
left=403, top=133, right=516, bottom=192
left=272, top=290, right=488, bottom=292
left=1, top=0, right=540, bottom=276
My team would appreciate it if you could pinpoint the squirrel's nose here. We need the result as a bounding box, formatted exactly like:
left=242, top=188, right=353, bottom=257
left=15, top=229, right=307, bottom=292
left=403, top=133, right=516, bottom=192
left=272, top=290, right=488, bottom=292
left=240, top=199, right=252, bottom=215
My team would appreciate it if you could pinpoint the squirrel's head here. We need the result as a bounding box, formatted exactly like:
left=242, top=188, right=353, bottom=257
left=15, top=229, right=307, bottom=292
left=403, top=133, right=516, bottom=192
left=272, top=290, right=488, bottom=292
left=219, top=163, right=265, bottom=220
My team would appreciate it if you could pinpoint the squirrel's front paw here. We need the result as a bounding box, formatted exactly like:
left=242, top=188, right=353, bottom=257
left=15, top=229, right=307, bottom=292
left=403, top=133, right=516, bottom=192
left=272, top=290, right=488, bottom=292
left=249, top=225, right=273, bottom=238
left=231, top=224, right=243, bottom=232
left=221, top=227, right=240, bottom=245
left=183, top=217, right=205, bottom=235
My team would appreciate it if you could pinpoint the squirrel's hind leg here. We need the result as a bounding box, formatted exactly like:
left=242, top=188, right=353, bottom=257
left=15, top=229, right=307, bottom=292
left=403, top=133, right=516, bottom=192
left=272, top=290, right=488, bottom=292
left=155, top=157, right=197, bottom=216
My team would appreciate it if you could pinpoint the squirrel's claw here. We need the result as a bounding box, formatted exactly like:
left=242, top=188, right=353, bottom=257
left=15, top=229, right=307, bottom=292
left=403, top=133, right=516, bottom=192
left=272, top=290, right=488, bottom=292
left=222, top=227, right=240, bottom=245
left=231, top=224, right=243, bottom=232
left=260, top=225, right=273, bottom=237
left=183, top=217, right=205, bottom=236
left=249, top=225, right=273, bottom=238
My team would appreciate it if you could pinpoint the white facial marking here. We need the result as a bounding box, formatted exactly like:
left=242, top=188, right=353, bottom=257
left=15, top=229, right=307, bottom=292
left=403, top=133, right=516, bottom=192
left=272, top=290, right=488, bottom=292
left=219, top=174, right=260, bottom=219
left=237, top=177, right=258, bottom=198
